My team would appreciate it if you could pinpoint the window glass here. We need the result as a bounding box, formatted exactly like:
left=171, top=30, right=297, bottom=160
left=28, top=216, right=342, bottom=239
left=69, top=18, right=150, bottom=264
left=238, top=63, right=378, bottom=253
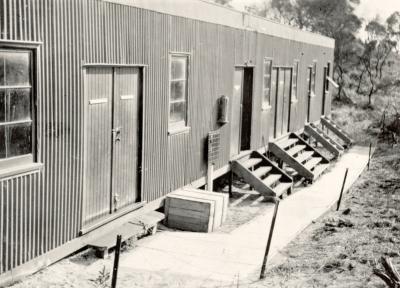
left=8, top=89, right=31, bottom=122
left=169, top=55, right=188, bottom=128
left=5, top=52, right=30, bottom=86
left=0, top=55, right=4, bottom=86
left=170, top=81, right=186, bottom=101
left=169, top=102, right=186, bottom=123
left=292, top=61, right=299, bottom=101
left=0, top=126, right=5, bottom=158
left=0, top=50, right=33, bottom=161
left=262, top=59, right=272, bottom=108
left=7, top=123, right=32, bottom=157
left=0, top=89, right=5, bottom=122
left=271, top=68, right=278, bottom=101
left=311, top=62, right=317, bottom=95
left=171, top=57, right=187, bottom=80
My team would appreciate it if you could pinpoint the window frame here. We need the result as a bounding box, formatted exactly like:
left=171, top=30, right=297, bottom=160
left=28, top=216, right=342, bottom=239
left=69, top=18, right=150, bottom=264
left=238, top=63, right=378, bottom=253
left=291, top=60, right=299, bottom=103
left=168, top=52, right=190, bottom=135
left=0, top=43, right=39, bottom=173
left=262, top=57, right=273, bottom=110
left=325, top=62, right=331, bottom=91
left=310, top=61, right=317, bottom=97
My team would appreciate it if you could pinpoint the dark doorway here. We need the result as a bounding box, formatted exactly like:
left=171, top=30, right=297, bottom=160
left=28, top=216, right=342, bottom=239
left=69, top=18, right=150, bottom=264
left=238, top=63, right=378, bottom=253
left=240, top=68, right=253, bottom=151
left=322, top=66, right=328, bottom=116
left=306, top=67, right=313, bottom=123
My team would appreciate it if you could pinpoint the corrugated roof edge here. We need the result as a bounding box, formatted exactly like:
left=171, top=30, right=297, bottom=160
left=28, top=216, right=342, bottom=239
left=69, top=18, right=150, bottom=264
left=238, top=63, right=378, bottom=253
left=104, top=0, right=335, bottom=49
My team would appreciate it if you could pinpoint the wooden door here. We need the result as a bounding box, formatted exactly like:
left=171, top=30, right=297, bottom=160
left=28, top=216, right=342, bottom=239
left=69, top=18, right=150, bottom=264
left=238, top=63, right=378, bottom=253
left=83, top=67, right=142, bottom=228
left=282, top=68, right=292, bottom=134
left=306, top=67, right=312, bottom=123
left=230, top=68, right=243, bottom=158
left=275, top=69, right=285, bottom=138
left=270, top=68, right=278, bottom=140
left=322, top=67, right=328, bottom=116
left=83, top=67, right=113, bottom=227
left=112, top=67, right=141, bottom=211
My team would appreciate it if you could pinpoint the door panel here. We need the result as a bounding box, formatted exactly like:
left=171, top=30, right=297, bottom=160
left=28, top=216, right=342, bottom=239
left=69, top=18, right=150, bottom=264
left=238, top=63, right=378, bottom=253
left=230, top=68, right=243, bottom=158
left=275, top=69, right=285, bottom=138
left=306, top=67, right=312, bottom=123
left=270, top=68, right=278, bottom=140
left=282, top=68, right=292, bottom=134
left=322, top=67, right=328, bottom=116
left=84, top=67, right=113, bottom=226
left=112, top=67, right=141, bottom=210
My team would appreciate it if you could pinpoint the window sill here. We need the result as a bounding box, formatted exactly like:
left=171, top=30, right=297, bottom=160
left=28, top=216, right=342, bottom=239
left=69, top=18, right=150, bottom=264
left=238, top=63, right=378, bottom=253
left=0, top=162, right=43, bottom=180
left=168, top=126, right=191, bottom=136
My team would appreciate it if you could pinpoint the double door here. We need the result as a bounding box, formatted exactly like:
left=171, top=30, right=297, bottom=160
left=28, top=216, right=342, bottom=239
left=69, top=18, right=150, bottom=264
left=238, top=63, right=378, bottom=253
left=273, top=67, right=292, bottom=138
left=83, top=67, right=142, bottom=228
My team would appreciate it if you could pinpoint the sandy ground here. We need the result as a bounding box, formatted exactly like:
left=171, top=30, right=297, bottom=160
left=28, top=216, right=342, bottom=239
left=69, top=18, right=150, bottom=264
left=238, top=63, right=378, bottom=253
left=248, top=144, right=400, bottom=288
left=7, top=120, right=399, bottom=288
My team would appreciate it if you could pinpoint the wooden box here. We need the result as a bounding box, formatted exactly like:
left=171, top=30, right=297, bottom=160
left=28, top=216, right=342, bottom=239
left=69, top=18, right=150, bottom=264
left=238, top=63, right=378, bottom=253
left=164, top=188, right=229, bottom=232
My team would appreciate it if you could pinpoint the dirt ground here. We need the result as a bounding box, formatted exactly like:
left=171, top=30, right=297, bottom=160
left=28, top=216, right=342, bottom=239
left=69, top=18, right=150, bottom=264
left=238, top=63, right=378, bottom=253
left=248, top=143, right=400, bottom=288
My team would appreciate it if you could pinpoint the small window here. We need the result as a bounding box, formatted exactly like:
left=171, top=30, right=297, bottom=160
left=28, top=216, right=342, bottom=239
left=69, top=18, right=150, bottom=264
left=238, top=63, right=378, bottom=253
left=311, top=62, right=317, bottom=96
left=169, top=54, right=188, bottom=130
left=262, top=59, right=272, bottom=109
left=292, top=61, right=299, bottom=102
left=0, top=50, right=33, bottom=164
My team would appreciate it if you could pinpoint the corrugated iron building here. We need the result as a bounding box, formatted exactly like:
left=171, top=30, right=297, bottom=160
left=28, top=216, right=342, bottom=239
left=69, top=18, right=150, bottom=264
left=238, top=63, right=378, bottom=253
left=0, top=0, right=334, bottom=284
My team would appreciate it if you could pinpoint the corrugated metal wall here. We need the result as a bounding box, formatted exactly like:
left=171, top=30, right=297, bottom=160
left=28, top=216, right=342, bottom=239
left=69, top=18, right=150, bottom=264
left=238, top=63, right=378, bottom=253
left=0, top=0, right=334, bottom=276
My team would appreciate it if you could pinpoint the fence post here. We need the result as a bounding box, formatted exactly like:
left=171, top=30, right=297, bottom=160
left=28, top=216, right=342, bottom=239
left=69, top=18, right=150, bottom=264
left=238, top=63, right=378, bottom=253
left=260, top=199, right=280, bottom=279
left=368, top=143, right=372, bottom=170
left=111, top=235, right=122, bottom=288
left=336, top=168, right=349, bottom=211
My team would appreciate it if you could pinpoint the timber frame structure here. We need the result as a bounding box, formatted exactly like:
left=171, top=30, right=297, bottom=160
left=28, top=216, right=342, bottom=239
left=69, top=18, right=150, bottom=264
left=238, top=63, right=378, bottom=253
left=0, top=0, right=337, bottom=284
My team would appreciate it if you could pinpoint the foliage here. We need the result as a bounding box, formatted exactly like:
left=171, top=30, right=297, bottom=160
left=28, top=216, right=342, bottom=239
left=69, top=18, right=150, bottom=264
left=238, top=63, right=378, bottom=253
left=90, top=266, right=110, bottom=288
left=211, top=0, right=232, bottom=7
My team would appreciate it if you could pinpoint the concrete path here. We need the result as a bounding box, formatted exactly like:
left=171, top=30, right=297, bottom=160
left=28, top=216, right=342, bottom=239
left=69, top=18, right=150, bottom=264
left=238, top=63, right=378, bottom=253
left=119, top=146, right=371, bottom=287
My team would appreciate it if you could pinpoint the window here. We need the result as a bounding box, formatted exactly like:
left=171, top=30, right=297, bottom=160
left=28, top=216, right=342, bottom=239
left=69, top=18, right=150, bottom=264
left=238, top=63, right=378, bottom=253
left=169, top=54, right=188, bottom=131
left=292, top=61, right=299, bottom=102
left=262, top=58, right=272, bottom=109
left=311, top=62, right=317, bottom=96
left=0, top=50, right=33, bottom=164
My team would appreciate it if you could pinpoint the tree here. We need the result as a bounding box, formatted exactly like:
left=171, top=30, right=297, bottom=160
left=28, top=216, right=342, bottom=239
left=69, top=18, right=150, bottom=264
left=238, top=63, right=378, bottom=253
left=247, top=0, right=362, bottom=99
left=387, top=11, right=400, bottom=53
left=357, top=18, right=397, bottom=105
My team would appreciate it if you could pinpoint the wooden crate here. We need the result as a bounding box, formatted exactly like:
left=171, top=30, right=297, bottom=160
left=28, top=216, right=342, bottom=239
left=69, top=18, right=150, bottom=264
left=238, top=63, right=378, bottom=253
left=165, top=188, right=229, bottom=232
left=165, top=194, right=215, bottom=232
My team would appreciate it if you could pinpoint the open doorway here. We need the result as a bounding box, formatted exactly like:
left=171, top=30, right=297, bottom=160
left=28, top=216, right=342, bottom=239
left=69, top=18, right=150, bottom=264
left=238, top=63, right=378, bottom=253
left=230, top=67, right=254, bottom=157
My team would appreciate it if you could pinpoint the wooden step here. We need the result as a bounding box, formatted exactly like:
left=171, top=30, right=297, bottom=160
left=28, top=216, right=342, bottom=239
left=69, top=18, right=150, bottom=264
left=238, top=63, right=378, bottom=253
left=242, top=157, right=263, bottom=169
left=287, top=145, right=306, bottom=156
left=278, top=138, right=298, bottom=149
left=304, top=124, right=343, bottom=158
left=321, top=117, right=353, bottom=146
left=295, top=151, right=314, bottom=163
left=89, top=211, right=165, bottom=258
left=274, top=182, right=292, bottom=197
left=253, top=166, right=272, bottom=178
left=313, top=163, right=330, bottom=178
left=304, top=157, right=323, bottom=170
left=263, top=174, right=282, bottom=187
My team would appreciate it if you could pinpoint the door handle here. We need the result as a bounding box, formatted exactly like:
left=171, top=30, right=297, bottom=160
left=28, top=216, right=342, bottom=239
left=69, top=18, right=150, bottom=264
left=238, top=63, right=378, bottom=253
left=112, top=127, right=122, bottom=142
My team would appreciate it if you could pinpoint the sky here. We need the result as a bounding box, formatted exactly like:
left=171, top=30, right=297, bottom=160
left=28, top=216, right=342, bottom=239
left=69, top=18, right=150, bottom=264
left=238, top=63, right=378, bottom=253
left=230, top=0, right=400, bottom=21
